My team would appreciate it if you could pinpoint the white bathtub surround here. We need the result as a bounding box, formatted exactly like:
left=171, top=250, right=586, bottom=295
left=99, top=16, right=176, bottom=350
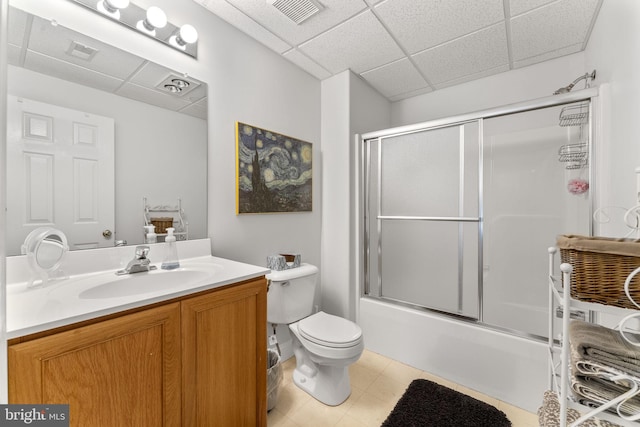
left=359, top=298, right=548, bottom=413
left=6, top=238, right=269, bottom=338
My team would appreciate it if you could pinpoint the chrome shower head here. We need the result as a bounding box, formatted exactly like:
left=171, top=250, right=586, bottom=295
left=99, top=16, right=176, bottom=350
left=554, top=86, right=572, bottom=95
left=553, top=70, right=596, bottom=95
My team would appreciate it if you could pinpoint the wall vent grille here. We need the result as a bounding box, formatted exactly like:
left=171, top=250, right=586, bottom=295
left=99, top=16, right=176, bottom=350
left=267, top=0, right=323, bottom=25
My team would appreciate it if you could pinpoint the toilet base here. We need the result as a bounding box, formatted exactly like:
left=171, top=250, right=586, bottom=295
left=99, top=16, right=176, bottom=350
left=292, top=363, right=351, bottom=406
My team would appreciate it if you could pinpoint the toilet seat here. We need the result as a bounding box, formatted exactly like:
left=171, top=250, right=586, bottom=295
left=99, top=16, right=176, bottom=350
left=298, top=311, right=362, bottom=348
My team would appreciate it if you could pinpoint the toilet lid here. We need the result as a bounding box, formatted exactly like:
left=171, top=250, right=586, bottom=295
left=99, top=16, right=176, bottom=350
left=298, top=311, right=362, bottom=348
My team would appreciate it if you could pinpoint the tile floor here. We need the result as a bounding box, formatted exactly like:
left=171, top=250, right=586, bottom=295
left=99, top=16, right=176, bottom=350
left=267, top=349, right=539, bottom=427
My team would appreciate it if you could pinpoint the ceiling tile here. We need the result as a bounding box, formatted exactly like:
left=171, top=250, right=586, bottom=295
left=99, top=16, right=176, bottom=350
left=189, top=0, right=602, bottom=102
left=180, top=101, right=208, bottom=120
left=27, top=15, right=145, bottom=80
left=117, top=82, right=193, bottom=111
left=23, top=50, right=125, bottom=93
left=10, top=5, right=206, bottom=114
left=360, top=58, right=429, bottom=98
left=196, top=0, right=292, bottom=53
left=509, top=0, right=555, bottom=17
left=433, top=64, right=510, bottom=90
left=223, top=0, right=368, bottom=46
left=283, top=49, right=332, bottom=80
left=412, top=23, right=509, bottom=85
left=8, top=6, right=28, bottom=47
left=513, top=43, right=583, bottom=69
left=374, top=0, right=505, bottom=54
left=388, top=86, right=432, bottom=102
left=299, top=10, right=405, bottom=74
left=510, top=0, right=600, bottom=61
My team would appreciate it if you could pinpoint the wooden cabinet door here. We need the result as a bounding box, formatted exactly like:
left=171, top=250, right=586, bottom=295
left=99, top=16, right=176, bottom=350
left=182, top=279, right=267, bottom=427
left=8, top=303, right=181, bottom=427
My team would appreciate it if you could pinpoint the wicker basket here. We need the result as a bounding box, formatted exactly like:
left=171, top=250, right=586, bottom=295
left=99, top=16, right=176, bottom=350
left=150, top=217, right=173, bottom=234
left=557, top=234, right=640, bottom=309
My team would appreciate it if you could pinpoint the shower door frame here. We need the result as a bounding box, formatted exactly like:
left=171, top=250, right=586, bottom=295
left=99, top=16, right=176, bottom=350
left=358, top=87, right=599, bottom=338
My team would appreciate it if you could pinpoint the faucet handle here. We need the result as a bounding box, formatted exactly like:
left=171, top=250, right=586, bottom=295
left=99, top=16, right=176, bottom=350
left=135, top=245, right=150, bottom=259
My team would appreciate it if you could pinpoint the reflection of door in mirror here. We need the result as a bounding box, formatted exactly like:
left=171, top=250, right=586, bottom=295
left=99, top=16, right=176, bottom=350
left=7, top=96, right=115, bottom=255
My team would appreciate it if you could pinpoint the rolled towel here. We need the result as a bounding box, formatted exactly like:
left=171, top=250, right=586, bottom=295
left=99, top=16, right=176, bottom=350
left=570, top=372, right=640, bottom=417
left=569, top=320, right=640, bottom=377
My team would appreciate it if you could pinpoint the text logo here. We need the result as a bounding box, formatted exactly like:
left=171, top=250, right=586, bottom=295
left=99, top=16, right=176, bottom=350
left=0, top=405, right=69, bottom=426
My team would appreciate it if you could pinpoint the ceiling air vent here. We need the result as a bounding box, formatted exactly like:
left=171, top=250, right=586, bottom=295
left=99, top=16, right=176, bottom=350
left=267, top=0, right=323, bottom=25
left=66, top=41, right=98, bottom=61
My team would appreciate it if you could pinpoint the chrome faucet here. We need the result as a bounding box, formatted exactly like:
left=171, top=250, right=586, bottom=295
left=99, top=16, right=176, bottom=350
left=116, top=245, right=157, bottom=275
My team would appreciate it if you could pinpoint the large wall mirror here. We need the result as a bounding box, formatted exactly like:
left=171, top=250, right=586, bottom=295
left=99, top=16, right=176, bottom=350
left=6, top=5, right=208, bottom=256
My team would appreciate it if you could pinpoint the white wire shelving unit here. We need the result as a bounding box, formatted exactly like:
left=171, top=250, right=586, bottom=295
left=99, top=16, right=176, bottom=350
left=547, top=247, right=640, bottom=427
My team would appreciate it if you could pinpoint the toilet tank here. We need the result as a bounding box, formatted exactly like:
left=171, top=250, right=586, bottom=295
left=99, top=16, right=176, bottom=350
left=266, top=263, right=318, bottom=324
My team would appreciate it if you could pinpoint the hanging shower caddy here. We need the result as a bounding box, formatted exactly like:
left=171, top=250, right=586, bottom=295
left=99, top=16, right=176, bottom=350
left=559, top=102, right=590, bottom=127
left=558, top=101, right=590, bottom=171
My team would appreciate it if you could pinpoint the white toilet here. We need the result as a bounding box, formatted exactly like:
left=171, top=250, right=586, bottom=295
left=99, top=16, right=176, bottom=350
left=267, top=263, right=364, bottom=406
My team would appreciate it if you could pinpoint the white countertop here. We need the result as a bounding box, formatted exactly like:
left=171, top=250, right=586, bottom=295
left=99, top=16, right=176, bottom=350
left=6, top=240, right=269, bottom=339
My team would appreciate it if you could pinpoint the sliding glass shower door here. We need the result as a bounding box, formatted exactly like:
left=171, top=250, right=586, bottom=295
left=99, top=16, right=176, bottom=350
left=481, top=103, right=591, bottom=337
left=365, top=121, right=481, bottom=319
left=362, top=94, right=594, bottom=339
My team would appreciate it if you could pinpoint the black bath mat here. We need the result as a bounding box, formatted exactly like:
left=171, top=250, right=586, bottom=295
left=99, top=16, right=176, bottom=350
left=381, top=379, right=512, bottom=427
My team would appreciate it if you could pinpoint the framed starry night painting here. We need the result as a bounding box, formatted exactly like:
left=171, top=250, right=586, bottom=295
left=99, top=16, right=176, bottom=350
left=236, top=122, right=313, bottom=214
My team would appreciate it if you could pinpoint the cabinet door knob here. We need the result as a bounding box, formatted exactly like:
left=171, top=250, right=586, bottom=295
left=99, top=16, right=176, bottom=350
left=103, top=229, right=113, bottom=238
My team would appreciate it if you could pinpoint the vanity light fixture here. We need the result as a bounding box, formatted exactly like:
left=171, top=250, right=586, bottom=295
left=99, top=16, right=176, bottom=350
left=169, top=24, right=198, bottom=51
left=135, top=6, right=167, bottom=36
left=96, top=0, right=130, bottom=20
left=70, top=0, right=199, bottom=58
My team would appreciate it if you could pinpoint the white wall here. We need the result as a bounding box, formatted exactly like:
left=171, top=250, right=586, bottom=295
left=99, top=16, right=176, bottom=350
left=320, top=71, right=389, bottom=320
left=584, top=0, right=640, bottom=237
left=207, top=10, right=322, bottom=269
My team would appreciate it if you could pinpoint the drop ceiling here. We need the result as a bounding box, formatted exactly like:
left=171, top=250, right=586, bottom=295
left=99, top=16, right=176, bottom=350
left=7, top=6, right=207, bottom=119
left=193, top=0, right=603, bottom=101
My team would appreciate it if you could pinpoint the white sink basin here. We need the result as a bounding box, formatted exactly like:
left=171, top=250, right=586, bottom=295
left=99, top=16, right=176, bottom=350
left=43, top=262, right=224, bottom=301
left=79, top=269, right=212, bottom=299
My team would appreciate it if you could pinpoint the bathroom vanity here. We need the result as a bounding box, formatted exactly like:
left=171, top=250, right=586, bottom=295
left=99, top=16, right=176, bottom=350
left=6, top=239, right=269, bottom=427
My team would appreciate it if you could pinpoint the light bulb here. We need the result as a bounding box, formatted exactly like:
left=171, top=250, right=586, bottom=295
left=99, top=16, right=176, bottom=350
left=179, top=24, right=198, bottom=44
left=169, top=24, right=198, bottom=50
left=96, top=0, right=130, bottom=20
left=136, top=6, right=167, bottom=36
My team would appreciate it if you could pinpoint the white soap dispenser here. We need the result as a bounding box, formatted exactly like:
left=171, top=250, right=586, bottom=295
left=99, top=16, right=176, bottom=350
left=161, top=227, right=180, bottom=270
left=144, top=225, right=157, bottom=244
